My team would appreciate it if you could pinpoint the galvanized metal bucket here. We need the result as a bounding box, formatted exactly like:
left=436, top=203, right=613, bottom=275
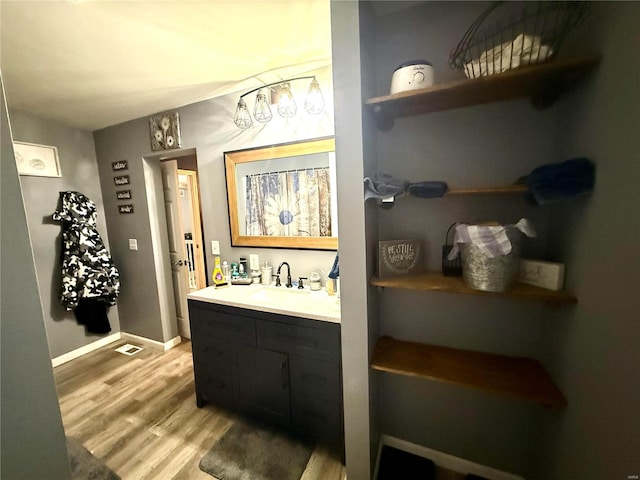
left=461, top=227, right=522, bottom=292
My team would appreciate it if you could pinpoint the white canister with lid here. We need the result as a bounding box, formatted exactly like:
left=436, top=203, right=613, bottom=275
left=309, top=272, right=322, bottom=291
left=261, top=263, right=272, bottom=285
left=390, top=60, right=434, bottom=94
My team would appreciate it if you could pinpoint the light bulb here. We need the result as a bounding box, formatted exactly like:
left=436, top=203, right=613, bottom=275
left=253, top=90, right=273, bottom=123
left=234, top=98, right=253, bottom=129
left=304, top=78, right=325, bottom=115
left=277, top=82, right=297, bottom=118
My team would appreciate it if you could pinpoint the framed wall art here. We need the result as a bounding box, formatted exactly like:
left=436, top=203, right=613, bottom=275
left=13, top=142, right=61, bottom=177
left=149, top=112, right=181, bottom=151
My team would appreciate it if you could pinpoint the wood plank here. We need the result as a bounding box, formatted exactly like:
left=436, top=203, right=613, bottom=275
left=55, top=340, right=346, bottom=480
left=446, top=184, right=528, bottom=195
left=370, top=272, right=577, bottom=305
left=371, top=336, right=567, bottom=407
left=366, top=56, right=601, bottom=123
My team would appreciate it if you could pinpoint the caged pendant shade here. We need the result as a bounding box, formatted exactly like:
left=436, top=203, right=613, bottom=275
left=276, top=82, right=297, bottom=118
left=253, top=89, right=273, bottom=123
left=234, top=98, right=253, bottom=129
left=233, top=76, right=325, bottom=129
left=304, top=78, right=325, bottom=115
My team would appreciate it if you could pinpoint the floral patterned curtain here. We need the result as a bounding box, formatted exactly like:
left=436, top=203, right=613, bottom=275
left=245, top=167, right=331, bottom=237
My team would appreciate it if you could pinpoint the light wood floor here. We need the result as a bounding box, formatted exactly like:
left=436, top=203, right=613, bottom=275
left=54, top=339, right=347, bottom=480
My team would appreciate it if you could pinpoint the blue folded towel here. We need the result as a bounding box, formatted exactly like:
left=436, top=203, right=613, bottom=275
left=525, top=158, right=595, bottom=205
left=407, top=181, right=448, bottom=198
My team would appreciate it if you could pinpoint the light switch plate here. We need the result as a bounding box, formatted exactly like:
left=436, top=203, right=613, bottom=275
left=211, top=240, right=220, bottom=255
left=249, top=254, right=260, bottom=270
left=128, top=238, right=138, bottom=251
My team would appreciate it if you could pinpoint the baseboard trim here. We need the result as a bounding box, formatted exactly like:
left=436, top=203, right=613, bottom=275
left=51, top=333, right=122, bottom=367
left=374, top=434, right=524, bottom=480
left=120, top=332, right=182, bottom=351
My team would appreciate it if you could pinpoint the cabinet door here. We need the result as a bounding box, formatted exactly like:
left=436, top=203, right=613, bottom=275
left=235, top=345, right=291, bottom=426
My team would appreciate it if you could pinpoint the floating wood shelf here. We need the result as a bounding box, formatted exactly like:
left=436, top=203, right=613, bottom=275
left=365, top=55, right=601, bottom=130
left=371, top=336, right=567, bottom=407
left=446, top=184, right=528, bottom=195
left=370, top=272, right=576, bottom=305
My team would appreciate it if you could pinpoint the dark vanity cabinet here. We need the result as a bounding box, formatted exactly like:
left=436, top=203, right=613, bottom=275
left=188, top=299, right=343, bottom=445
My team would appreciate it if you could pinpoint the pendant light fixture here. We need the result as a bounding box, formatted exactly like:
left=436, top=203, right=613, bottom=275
left=233, top=76, right=325, bottom=129
left=253, top=89, right=273, bottom=123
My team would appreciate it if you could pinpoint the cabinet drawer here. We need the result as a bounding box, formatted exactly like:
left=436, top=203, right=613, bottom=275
left=192, top=337, right=232, bottom=371
left=290, top=355, right=341, bottom=402
left=195, top=365, right=234, bottom=408
left=257, top=320, right=340, bottom=361
left=292, top=395, right=342, bottom=439
left=191, top=307, right=256, bottom=345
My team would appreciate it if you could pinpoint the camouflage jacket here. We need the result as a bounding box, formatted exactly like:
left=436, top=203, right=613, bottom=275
left=53, top=191, right=120, bottom=310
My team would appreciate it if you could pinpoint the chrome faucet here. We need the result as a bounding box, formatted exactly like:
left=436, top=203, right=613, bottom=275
left=276, top=262, right=293, bottom=288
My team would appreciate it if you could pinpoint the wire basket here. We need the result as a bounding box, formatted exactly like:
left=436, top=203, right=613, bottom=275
left=449, top=1, right=591, bottom=79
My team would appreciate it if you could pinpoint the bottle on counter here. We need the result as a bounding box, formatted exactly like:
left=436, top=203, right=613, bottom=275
left=310, top=271, right=322, bottom=291
left=212, top=256, right=227, bottom=287
left=261, top=262, right=272, bottom=285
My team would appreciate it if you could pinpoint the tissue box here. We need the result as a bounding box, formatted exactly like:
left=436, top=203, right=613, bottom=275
left=378, top=239, right=423, bottom=278
left=517, top=259, right=565, bottom=290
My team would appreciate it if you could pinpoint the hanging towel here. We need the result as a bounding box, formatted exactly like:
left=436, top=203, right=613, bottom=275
left=447, top=218, right=536, bottom=260
left=525, top=157, right=595, bottom=205
left=364, top=173, right=408, bottom=201
left=364, top=173, right=447, bottom=201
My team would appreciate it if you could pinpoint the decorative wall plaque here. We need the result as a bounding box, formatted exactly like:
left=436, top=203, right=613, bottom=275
left=112, top=160, right=128, bottom=171
left=378, top=239, right=423, bottom=278
left=149, top=111, right=181, bottom=151
left=118, top=204, right=134, bottom=214
left=116, top=189, right=132, bottom=200
left=114, top=175, right=130, bottom=186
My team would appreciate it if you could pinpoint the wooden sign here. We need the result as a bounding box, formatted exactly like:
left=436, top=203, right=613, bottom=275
left=378, top=239, right=423, bottom=278
left=114, top=175, right=130, bottom=186
left=118, top=204, right=134, bottom=214
left=111, top=160, right=128, bottom=171
left=116, top=189, right=132, bottom=200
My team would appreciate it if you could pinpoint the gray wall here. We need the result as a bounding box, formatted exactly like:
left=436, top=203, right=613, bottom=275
left=535, top=3, right=640, bottom=478
left=1, top=78, right=71, bottom=480
left=330, top=2, right=377, bottom=478
left=9, top=111, right=120, bottom=358
left=355, top=1, right=638, bottom=478
left=93, top=66, right=337, bottom=343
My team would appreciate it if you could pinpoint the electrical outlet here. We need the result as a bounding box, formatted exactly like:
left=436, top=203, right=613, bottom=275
left=128, top=239, right=138, bottom=251
left=211, top=240, right=220, bottom=255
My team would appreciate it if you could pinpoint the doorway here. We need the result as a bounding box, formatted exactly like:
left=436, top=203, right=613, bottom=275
left=160, top=154, right=206, bottom=339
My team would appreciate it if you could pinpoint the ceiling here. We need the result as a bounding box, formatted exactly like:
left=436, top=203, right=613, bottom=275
left=0, top=1, right=333, bottom=131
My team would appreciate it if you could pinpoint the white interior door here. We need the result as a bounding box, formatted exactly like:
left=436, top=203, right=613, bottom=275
left=161, top=160, right=191, bottom=339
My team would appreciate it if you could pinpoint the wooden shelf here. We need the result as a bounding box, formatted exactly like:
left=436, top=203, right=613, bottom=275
left=365, top=55, right=601, bottom=130
left=370, top=272, right=576, bottom=305
left=371, top=336, right=567, bottom=407
left=446, top=184, right=527, bottom=195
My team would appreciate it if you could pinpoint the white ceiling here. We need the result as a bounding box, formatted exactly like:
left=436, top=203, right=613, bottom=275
left=0, top=0, right=333, bottom=131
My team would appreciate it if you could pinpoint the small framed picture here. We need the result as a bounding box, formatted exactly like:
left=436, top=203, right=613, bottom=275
left=118, top=204, right=134, bottom=214
left=116, top=189, right=132, bottom=200
left=149, top=111, right=181, bottom=151
left=114, top=175, right=130, bottom=186
left=112, top=160, right=128, bottom=171
left=13, top=142, right=61, bottom=177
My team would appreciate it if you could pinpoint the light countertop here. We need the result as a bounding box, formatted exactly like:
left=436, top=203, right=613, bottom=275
left=187, top=284, right=341, bottom=324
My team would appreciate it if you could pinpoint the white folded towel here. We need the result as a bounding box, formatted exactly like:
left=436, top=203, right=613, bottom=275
left=464, top=33, right=554, bottom=78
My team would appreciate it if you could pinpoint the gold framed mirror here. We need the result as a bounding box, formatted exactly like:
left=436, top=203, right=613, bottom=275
left=225, top=137, right=338, bottom=250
